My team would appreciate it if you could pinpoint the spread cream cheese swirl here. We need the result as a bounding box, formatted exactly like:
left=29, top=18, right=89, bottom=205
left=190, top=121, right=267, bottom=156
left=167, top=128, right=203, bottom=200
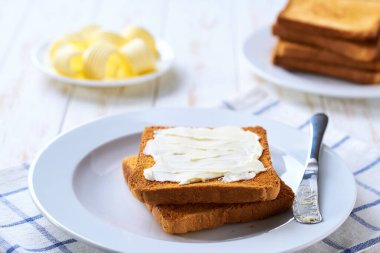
left=143, top=127, right=266, bottom=184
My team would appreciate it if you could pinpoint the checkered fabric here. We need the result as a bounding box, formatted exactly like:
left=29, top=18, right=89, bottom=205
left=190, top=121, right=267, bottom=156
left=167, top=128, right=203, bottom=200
left=1, top=87, right=379, bottom=252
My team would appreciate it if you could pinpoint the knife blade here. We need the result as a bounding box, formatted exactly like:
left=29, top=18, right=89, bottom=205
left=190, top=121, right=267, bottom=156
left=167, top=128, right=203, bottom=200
left=293, top=113, right=328, bottom=224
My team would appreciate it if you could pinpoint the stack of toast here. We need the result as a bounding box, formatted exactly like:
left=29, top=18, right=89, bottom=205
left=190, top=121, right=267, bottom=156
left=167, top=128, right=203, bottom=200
left=122, top=126, right=294, bottom=234
left=272, top=0, right=380, bottom=84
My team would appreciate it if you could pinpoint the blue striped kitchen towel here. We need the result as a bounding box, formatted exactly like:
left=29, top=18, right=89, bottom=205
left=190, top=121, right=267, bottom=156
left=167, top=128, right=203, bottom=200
left=1, top=87, right=379, bottom=253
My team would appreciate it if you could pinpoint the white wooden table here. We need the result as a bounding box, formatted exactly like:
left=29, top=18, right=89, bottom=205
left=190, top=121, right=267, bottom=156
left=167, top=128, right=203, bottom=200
left=2, top=0, right=380, bottom=169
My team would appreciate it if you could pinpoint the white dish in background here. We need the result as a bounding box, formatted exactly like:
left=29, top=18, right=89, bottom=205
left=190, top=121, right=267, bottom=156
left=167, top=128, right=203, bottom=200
left=243, top=26, right=380, bottom=98
left=29, top=108, right=356, bottom=253
left=33, top=39, right=174, bottom=87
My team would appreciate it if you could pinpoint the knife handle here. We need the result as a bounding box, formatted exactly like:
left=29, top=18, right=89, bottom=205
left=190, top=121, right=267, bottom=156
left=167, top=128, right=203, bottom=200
left=309, top=113, right=328, bottom=161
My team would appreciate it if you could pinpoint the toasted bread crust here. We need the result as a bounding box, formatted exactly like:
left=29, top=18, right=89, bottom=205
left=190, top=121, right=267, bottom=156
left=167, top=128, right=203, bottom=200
left=123, top=156, right=294, bottom=234
left=273, top=50, right=380, bottom=84
left=151, top=182, right=293, bottom=234
left=129, top=126, right=281, bottom=205
left=122, top=156, right=142, bottom=201
left=272, top=23, right=380, bottom=62
left=277, top=0, right=380, bottom=42
left=275, top=39, right=380, bottom=72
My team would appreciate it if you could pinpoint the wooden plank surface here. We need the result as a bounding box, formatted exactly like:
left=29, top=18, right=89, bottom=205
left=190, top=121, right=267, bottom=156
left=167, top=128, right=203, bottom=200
left=1, top=0, right=380, bottom=169
left=155, top=0, right=238, bottom=107
left=0, top=0, right=96, bottom=168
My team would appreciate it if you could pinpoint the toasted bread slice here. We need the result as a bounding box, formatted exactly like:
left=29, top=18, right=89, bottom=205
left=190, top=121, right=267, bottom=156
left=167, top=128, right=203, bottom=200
left=272, top=23, right=380, bottom=62
left=273, top=47, right=380, bottom=84
left=123, top=156, right=294, bottom=234
left=129, top=126, right=281, bottom=205
left=277, top=0, right=380, bottom=42
left=276, top=40, right=380, bottom=71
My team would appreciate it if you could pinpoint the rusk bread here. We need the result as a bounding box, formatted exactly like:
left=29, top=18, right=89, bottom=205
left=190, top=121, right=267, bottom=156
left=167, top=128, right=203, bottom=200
left=273, top=52, right=380, bottom=84
left=272, top=23, right=380, bottom=62
left=276, top=0, right=380, bottom=42
left=123, top=156, right=294, bottom=234
left=276, top=40, right=380, bottom=72
left=129, top=126, right=281, bottom=205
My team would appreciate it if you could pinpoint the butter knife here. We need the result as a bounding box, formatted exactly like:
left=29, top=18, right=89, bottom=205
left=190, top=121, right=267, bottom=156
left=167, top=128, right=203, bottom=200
left=293, top=113, right=328, bottom=224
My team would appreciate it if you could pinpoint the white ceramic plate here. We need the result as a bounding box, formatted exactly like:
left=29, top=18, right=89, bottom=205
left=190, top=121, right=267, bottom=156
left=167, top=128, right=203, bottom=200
left=32, top=39, right=174, bottom=87
left=243, top=26, right=380, bottom=98
left=29, top=108, right=356, bottom=253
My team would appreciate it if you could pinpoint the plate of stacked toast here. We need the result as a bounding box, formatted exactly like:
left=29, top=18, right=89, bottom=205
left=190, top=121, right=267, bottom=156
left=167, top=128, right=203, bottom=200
left=28, top=108, right=356, bottom=253
left=244, top=0, right=380, bottom=98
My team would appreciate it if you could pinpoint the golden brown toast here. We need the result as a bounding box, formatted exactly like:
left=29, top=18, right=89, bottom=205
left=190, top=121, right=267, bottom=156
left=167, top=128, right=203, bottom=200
left=272, top=23, right=380, bottom=62
left=273, top=46, right=380, bottom=84
left=123, top=156, right=294, bottom=234
left=276, top=40, right=380, bottom=72
left=129, top=126, right=281, bottom=205
left=277, top=0, right=380, bottom=42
